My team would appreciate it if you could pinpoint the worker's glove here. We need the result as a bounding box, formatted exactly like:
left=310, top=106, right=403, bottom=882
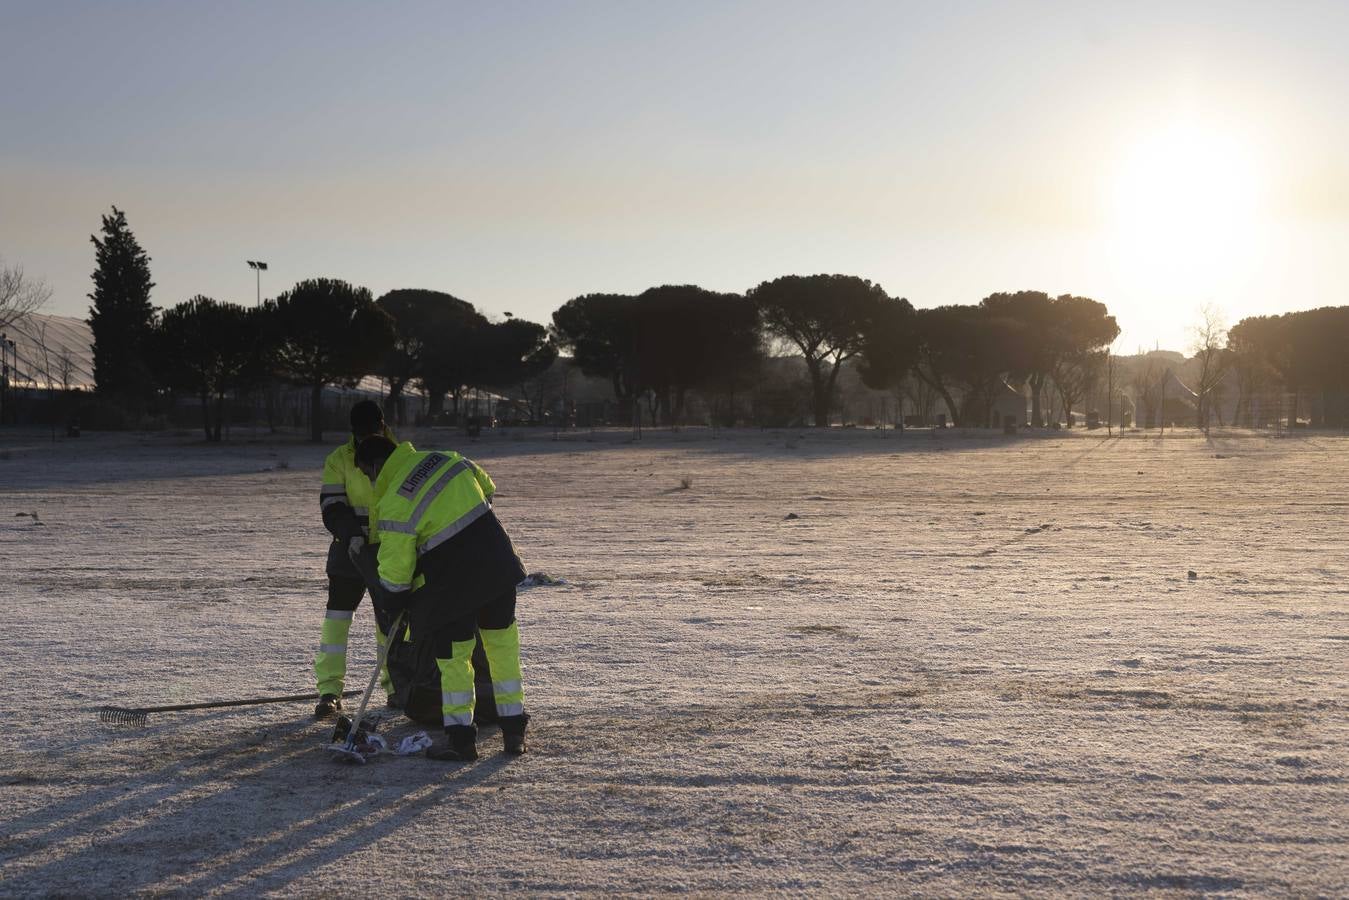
left=375, top=587, right=411, bottom=618
left=347, top=536, right=366, bottom=563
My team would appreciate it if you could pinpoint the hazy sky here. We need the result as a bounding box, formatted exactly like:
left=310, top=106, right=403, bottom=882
left=3, top=0, right=1346, bottom=350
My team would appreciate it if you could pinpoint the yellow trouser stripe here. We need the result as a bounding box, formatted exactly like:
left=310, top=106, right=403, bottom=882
left=314, top=617, right=391, bottom=696
left=480, top=623, right=524, bottom=718
left=314, top=616, right=352, bottom=695
left=436, top=638, right=480, bottom=727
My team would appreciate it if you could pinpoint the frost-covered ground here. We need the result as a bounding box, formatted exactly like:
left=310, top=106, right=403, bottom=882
left=0, top=426, right=1345, bottom=897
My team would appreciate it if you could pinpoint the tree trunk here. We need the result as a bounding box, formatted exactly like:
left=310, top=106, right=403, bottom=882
left=913, top=367, right=960, bottom=427
left=1059, top=386, right=1077, bottom=428
left=265, top=381, right=278, bottom=434
left=213, top=391, right=225, bottom=442
left=806, top=357, right=829, bottom=427
left=823, top=360, right=847, bottom=428
left=651, top=392, right=662, bottom=428
left=388, top=378, right=406, bottom=425
left=200, top=390, right=212, bottom=442
left=310, top=382, right=324, bottom=442
left=1030, top=373, right=1045, bottom=427
left=426, top=390, right=445, bottom=418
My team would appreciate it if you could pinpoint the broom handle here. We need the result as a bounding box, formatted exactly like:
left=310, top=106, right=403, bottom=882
left=113, top=689, right=361, bottom=715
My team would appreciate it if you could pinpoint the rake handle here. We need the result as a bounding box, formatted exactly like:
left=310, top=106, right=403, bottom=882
left=107, top=689, right=361, bottom=715
left=341, top=611, right=407, bottom=745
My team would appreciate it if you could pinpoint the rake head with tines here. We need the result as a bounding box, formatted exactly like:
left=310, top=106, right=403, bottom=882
left=99, top=707, right=150, bottom=726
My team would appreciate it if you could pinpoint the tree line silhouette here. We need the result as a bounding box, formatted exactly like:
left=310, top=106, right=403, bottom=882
left=87, top=209, right=557, bottom=440
left=77, top=206, right=1349, bottom=439
left=1226, top=307, right=1349, bottom=427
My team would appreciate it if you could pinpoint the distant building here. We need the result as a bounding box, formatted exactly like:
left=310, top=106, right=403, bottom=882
left=989, top=381, right=1028, bottom=428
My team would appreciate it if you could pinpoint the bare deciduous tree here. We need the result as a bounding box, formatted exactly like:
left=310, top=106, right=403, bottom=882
left=0, top=258, right=51, bottom=330
left=1051, top=348, right=1106, bottom=427
left=1129, top=352, right=1167, bottom=429
left=28, top=318, right=54, bottom=390
left=901, top=373, right=938, bottom=427
left=25, top=318, right=64, bottom=441
left=1191, top=304, right=1231, bottom=434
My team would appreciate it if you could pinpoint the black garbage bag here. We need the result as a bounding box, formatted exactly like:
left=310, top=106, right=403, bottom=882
left=352, top=545, right=499, bottom=726
left=384, top=625, right=498, bottom=726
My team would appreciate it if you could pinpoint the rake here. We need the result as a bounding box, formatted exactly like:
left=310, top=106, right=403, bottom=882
left=329, top=610, right=407, bottom=762
left=98, top=689, right=361, bottom=726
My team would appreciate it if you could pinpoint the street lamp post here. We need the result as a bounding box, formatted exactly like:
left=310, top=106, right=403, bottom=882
left=1, top=332, right=8, bottom=425
left=0, top=333, right=16, bottom=426
left=246, top=260, right=269, bottom=306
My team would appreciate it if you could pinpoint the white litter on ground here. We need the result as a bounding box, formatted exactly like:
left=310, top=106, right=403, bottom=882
left=394, top=732, right=434, bottom=756
left=0, top=427, right=1344, bottom=895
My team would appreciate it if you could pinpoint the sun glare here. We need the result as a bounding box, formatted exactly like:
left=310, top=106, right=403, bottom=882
left=1107, top=122, right=1266, bottom=298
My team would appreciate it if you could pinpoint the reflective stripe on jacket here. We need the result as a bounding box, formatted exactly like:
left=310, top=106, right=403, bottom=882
left=369, top=442, right=497, bottom=594
left=319, top=427, right=395, bottom=538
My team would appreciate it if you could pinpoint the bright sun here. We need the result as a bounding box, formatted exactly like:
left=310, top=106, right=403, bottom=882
left=1107, top=122, right=1266, bottom=296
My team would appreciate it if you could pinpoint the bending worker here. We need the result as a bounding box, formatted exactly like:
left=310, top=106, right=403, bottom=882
left=354, top=435, right=529, bottom=760
left=313, top=400, right=395, bottom=718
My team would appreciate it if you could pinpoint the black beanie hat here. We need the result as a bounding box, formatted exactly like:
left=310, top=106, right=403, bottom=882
left=350, top=400, right=385, bottom=437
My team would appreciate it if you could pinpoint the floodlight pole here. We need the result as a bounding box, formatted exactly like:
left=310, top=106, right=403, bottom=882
left=0, top=334, right=18, bottom=426
left=247, top=260, right=269, bottom=307
left=0, top=333, right=8, bottom=425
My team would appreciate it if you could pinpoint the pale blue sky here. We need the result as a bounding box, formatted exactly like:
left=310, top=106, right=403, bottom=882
left=3, top=0, right=1346, bottom=349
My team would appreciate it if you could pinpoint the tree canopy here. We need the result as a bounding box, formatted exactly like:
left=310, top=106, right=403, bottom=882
left=749, top=274, right=890, bottom=427
left=552, top=286, right=761, bottom=426
left=474, top=317, right=559, bottom=391
left=551, top=293, right=639, bottom=403
left=267, top=278, right=395, bottom=441
left=1229, top=307, right=1349, bottom=426
left=152, top=296, right=266, bottom=441
left=377, top=288, right=480, bottom=422
left=857, top=296, right=919, bottom=395
left=416, top=297, right=490, bottom=419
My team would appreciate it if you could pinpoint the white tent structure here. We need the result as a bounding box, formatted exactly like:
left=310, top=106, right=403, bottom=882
left=2, top=313, right=95, bottom=391
left=1161, top=368, right=1198, bottom=407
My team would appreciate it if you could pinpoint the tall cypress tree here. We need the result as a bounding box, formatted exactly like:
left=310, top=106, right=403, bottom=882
left=88, top=206, right=156, bottom=408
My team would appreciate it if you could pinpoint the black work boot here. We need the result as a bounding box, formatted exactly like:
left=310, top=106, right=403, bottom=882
left=500, top=713, right=529, bottom=755
left=314, top=693, right=343, bottom=719
left=427, top=725, right=478, bottom=761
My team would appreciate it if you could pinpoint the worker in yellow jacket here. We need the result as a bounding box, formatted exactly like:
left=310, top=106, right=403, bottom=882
left=313, top=401, right=396, bottom=718
left=355, top=435, right=529, bottom=760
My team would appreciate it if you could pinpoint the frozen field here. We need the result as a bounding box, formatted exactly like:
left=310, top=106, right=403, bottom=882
left=0, top=426, right=1345, bottom=896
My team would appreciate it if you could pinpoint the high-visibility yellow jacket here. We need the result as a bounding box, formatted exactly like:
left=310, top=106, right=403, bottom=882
left=369, top=442, right=498, bottom=596
left=319, top=428, right=395, bottom=542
